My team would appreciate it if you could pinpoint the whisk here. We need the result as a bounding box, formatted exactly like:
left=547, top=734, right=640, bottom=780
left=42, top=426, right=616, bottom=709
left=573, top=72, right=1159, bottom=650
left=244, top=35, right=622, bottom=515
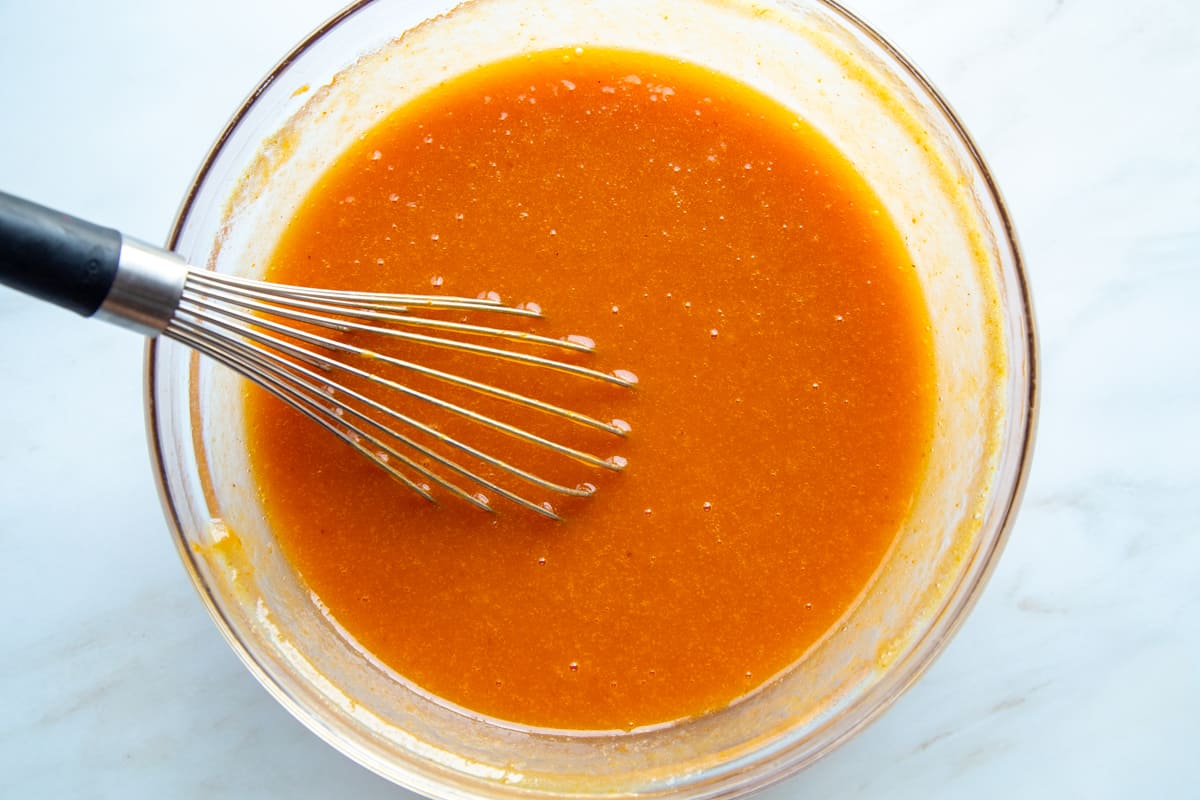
left=0, top=191, right=632, bottom=519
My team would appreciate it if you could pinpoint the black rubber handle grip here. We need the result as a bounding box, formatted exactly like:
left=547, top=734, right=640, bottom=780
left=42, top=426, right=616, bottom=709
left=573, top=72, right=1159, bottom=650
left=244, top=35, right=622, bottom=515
left=0, top=190, right=122, bottom=317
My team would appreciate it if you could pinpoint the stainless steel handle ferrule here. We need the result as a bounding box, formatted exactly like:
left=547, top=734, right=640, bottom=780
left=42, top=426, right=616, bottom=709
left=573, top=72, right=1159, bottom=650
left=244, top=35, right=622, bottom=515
left=94, top=237, right=187, bottom=337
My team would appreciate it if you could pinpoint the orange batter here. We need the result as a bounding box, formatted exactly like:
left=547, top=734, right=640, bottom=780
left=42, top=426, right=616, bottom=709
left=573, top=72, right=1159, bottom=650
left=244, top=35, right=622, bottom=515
left=244, top=48, right=935, bottom=730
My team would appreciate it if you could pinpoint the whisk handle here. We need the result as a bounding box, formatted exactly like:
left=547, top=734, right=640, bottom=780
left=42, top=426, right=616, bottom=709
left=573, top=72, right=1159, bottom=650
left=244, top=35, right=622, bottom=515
left=0, top=191, right=187, bottom=336
left=0, top=190, right=121, bottom=317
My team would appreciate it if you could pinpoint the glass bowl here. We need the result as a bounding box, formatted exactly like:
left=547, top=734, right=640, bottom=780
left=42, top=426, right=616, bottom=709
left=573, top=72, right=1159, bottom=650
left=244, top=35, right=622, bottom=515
left=146, top=0, right=1037, bottom=797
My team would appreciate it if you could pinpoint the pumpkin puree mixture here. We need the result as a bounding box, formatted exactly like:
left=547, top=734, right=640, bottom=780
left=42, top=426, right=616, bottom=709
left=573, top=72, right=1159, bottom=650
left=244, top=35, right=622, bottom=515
left=243, top=47, right=935, bottom=730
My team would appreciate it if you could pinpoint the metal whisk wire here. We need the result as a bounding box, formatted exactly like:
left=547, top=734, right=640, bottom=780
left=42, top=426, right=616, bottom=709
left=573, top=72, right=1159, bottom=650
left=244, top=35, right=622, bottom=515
left=166, top=271, right=633, bottom=520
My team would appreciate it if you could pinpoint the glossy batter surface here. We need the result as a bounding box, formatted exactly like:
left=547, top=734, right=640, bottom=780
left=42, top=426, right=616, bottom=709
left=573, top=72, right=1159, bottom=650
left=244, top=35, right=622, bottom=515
left=244, top=48, right=935, bottom=730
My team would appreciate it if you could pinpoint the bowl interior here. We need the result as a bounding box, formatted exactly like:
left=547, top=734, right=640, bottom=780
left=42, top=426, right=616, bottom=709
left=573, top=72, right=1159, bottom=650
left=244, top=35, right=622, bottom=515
left=149, top=0, right=1034, bottom=796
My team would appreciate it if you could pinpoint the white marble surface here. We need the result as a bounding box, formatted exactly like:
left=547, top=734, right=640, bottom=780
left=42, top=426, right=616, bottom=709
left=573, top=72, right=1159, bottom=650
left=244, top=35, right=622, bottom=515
left=0, top=0, right=1196, bottom=797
